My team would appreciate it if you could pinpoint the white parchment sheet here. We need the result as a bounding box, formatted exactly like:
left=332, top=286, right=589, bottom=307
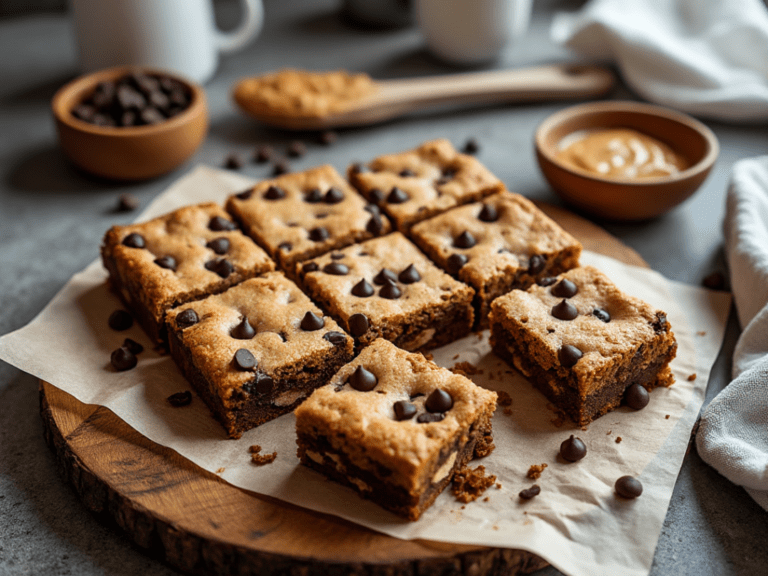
left=0, top=166, right=732, bottom=576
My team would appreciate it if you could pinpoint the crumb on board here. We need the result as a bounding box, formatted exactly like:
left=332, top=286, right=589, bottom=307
left=497, top=391, right=513, bottom=407
left=665, top=414, right=671, bottom=419
left=483, top=496, right=490, bottom=502
left=452, top=465, right=497, bottom=503
left=451, top=361, right=482, bottom=376
left=606, top=430, right=612, bottom=435
left=688, top=373, right=697, bottom=381
left=249, top=445, right=278, bottom=465
left=496, top=482, right=502, bottom=489
left=527, top=463, right=548, bottom=480
left=615, top=436, right=622, bottom=444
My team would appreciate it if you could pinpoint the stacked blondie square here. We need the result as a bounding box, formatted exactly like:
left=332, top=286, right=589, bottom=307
left=101, top=139, right=676, bottom=521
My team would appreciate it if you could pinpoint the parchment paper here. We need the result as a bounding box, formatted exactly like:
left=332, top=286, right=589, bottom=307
left=0, top=166, right=732, bottom=576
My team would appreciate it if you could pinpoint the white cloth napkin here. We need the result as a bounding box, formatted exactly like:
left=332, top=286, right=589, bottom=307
left=696, top=157, right=768, bottom=512
left=551, top=0, right=768, bottom=122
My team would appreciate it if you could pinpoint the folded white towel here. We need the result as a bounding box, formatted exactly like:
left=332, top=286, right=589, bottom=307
left=696, top=157, right=768, bottom=512
left=551, top=0, right=768, bottom=122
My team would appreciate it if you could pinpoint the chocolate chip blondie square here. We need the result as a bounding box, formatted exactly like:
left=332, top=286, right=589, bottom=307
left=295, top=338, right=497, bottom=521
left=297, top=232, right=474, bottom=351
left=347, top=139, right=505, bottom=232
left=166, top=272, right=354, bottom=438
left=225, top=164, right=390, bottom=275
left=101, top=203, right=274, bottom=344
left=489, top=266, right=677, bottom=425
left=411, top=191, right=582, bottom=329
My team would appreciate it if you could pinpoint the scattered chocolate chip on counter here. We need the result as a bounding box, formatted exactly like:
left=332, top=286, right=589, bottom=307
left=116, top=193, right=140, bottom=212
left=287, top=140, right=307, bottom=158
left=108, top=309, right=133, bottom=331
left=624, top=383, right=650, bottom=410
left=122, top=338, right=144, bottom=355
left=560, top=435, right=587, bottom=462
left=615, top=475, right=643, bottom=499
left=527, top=463, right=548, bottom=480
left=254, top=145, right=274, bottom=163
left=224, top=154, right=244, bottom=170
left=110, top=346, right=137, bottom=371
left=167, top=391, right=193, bottom=407
left=272, top=158, right=290, bottom=175
left=462, top=137, right=480, bottom=155
left=319, top=130, right=338, bottom=145
left=519, top=484, right=541, bottom=500
left=452, top=464, right=497, bottom=503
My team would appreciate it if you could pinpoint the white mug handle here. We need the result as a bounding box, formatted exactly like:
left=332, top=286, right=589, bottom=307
left=216, top=0, right=264, bottom=54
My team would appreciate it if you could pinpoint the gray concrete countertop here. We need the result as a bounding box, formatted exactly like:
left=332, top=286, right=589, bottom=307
left=1, top=1, right=766, bottom=574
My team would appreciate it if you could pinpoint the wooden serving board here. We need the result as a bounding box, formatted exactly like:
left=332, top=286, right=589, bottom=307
left=39, top=204, right=647, bottom=576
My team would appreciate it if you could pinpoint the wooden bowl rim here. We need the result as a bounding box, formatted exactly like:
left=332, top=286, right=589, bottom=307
left=534, top=100, right=719, bottom=189
left=51, top=65, right=207, bottom=137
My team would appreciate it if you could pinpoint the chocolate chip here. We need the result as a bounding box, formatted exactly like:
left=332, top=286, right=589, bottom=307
left=364, top=203, right=381, bottom=215
left=272, top=159, right=290, bottom=176
left=323, top=262, right=349, bottom=275
left=702, top=271, right=726, bottom=290
left=254, top=145, right=273, bottom=163
left=224, top=154, right=243, bottom=170
left=234, top=348, right=257, bottom=370
left=417, top=413, right=445, bottom=423
left=348, top=313, right=369, bottom=337
left=287, top=140, right=306, bottom=158
left=324, top=187, right=345, bottom=204
left=116, top=84, right=145, bottom=110
left=278, top=242, right=292, bottom=252
left=140, top=107, right=165, bottom=125
left=331, top=252, right=345, bottom=260
left=462, top=137, right=479, bottom=154
left=108, top=310, right=133, bottom=331
left=551, top=279, right=578, bottom=298
left=558, top=344, right=583, bottom=368
left=528, top=254, right=546, bottom=275
left=369, top=188, right=384, bottom=203
left=116, top=193, right=139, bottom=212
left=551, top=299, right=577, bottom=320
left=303, top=262, right=319, bottom=273
left=435, top=169, right=455, bottom=186
left=425, top=389, right=453, bottom=413
left=205, top=258, right=233, bottom=278
left=319, top=130, right=338, bottom=146
left=167, top=391, right=192, bottom=407
left=122, top=233, right=145, bottom=248
left=323, top=331, right=348, bottom=346
left=537, top=276, right=557, bottom=287
left=379, top=282, right=402, bottom=299
left=350, top=163, right=370, bottom=174
left=373, top=268, right=397, bottom=285
left=454, top=231, right=476, bottom=249
left=176, top=309, right=199, bottom=328
left=593, top=308, right=611, bottom=322
left=624, top=383, right=650, bottom=410
left=519, top=485, right=541, bottom=500
left=300, top=311, right=325, bottom=331
left=235, top=189, right=253, bottom=200
left=154, top=256, right=177, bottom=271
left=387, top=187, right=409, bottom=203
left=250, top=373, right=274, bottom=396
left=652, top=313, right=668, bottom=334
left=478, top=203, right=498, bottom=222
left=309, top=227, right=329, bottom=242
left=399, top=168, right=415, bottom=177
left=206, top=237, right=230, bottom=255
left=366, top=214, right=385, bottom=235
left=111, top=347, right=137, bottom=371
left=351, top=279, right=374, bottom=297
left=209, top=216, right=236, bottom=231
left=560, top=435, right=587, bottom=462
left=615, top=476, right=643, bottom=499
left=349, top=365, right=377, bottom=391
left=264, top=185, right=286, bottom=200
left=393, top=401, right=417, bottom=421
left=447, top=253, right=469, bottom=274
left=72, top=103, right=96, bottom=122
left=231, top=318, right=256, bottom=340
left=304, top=188, right=323, bottom=203
left=122, top=338, right=143, bottom=355
left=398, top=264, right=421, bottom=284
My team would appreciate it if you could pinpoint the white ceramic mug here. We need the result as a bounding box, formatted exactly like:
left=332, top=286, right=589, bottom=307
left=416, top=0, right=532, bottom=65
left=70, top=0, right=263, bottom=84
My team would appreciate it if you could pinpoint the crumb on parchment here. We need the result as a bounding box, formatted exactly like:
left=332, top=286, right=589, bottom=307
left=452, top=465, right=497, bottom=503
left=527, top=463, right=548, bottom=480
left=249, top=445, right=278, bottom=465
left=688, top=373, right=697, bottom=381
left=451, top=361, right=482, bottom=376
left=615, top=437, right=622, bottom=444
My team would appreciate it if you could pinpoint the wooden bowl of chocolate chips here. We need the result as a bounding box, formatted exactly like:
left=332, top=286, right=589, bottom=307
left=52, top=66, right=208, bottom=180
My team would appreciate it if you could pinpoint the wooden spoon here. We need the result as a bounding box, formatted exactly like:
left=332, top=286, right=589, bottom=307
left=233, top=64, right=615, bottom=130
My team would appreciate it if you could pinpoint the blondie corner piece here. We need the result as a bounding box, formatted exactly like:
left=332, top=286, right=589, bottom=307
left=410, top=191, right=582, bottom=329
left=295, top=338, right=497, bottom=521
left=101, top=202, right=274, bottom=345
left=297, top=232, right=474, bottom=351
left=225, top=164, right=390, bottom=275
left=166, top=272, right=354, bottom=438
left=489, top=266, right=677, bottom=426
left=347, top=139, right=504, bottom=232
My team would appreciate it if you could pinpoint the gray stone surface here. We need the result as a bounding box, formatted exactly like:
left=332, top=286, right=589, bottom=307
left=1, top=1, right=767, bottom=575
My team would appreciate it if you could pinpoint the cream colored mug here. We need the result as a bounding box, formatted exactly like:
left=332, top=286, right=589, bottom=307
left=70, top=0, right=263, bottom=83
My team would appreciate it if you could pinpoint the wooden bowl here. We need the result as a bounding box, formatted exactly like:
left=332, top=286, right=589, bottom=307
left=52, top=66, right=208, bottom=181
left=535, top=101, right=719, bottom=220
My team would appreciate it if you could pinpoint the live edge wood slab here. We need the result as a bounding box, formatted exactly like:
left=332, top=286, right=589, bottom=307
left=39, top=203, right=647, bottom=576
